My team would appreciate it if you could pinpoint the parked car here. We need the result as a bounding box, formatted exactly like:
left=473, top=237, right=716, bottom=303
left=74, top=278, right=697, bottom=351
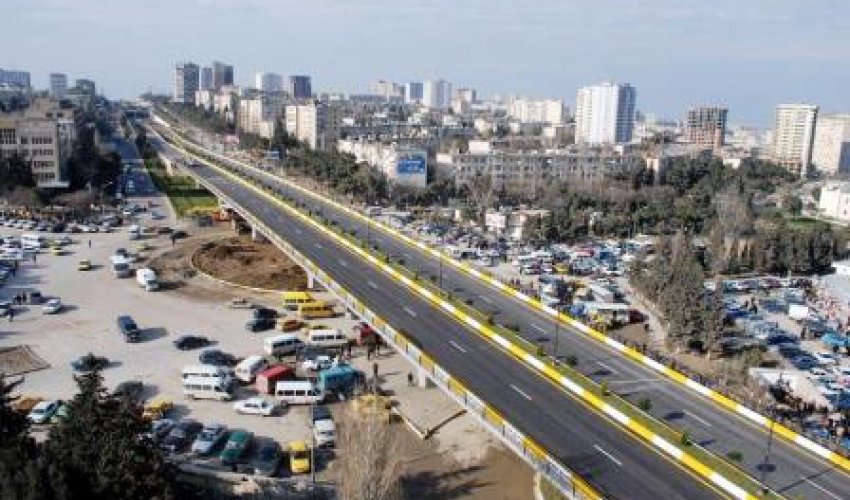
left=252, top=440, right=281, bottom=477
left=233, top=397, right=278, bottom=417
left=173, top=335, right=211, bottom=350
left=49, top=402, right=70, bottom=424
left=792, top=355, right=818, bottom=370
left=310, top=405, right=332, bottom=423
left=276, top=317, right=304, bottom=332
left=161, top=419, right=203, bottom=453
left=199, top=349, right=238, bottom=367
left=77, top=259, right=92, bottom=271
left=245, top=317, right=275, bottom=332
left=146, top=418, right=175, bottom=442
left=42, top=298, right=63, bottom=314
left=28, top=400, right=60, bottom=424
left=813, top=352, right=839, bottom=366
left=301, top=355, right=334, bottom=372
left=113, top=381, right=144, bottom=402
left=191, top=423, right=228, bottom=456
left=220, top=430, right=254, bottom=466
left=71, top=353, right=110, bottom=372
left=288, top=441, right=311, bottom=474
left=252, top=306, right=279, bottom=320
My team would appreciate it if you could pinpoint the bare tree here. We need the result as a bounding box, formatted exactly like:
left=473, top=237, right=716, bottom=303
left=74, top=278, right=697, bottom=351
left=465, top=172, right=497, bottom=224
left=714, top=189, right=753, bottom=238
left=337, top=409, right=403, bottom=500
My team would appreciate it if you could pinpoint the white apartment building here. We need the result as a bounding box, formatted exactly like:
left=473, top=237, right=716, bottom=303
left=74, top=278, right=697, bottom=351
left=0, top=98, right=75, bottom=188
left=485, top=208, right=550, bottom=241
left=812, top=114, right=850, bottom=175
left=255, top=72, right=284, bottom=93
left=508, top=98, right=565, bottom=125
left=285, top=101, right=324, bottom=149
left=337, top=138, right=427, bottom=188
left=372, top=80, right=404, bottom=100
left=422, top=80, right=452, bottom=109
left=173, top=62, right=199, bottom=104
left=818, top=182, right=850, bottom=222
left=437, top=141, right=639, bottom=194
left=772, top=103, right=818, bottom=177
left=238, top=95, right=286, bottom=138
left=49, top=73, right=68, bottom=100
left=575, top=82, right=636, bottom=144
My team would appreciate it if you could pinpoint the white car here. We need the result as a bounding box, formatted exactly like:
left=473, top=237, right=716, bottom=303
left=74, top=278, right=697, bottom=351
left=28, top=400, right=59, bottom=424
left=42, top=298, right=63, bottom=314
left=233, top=397, right=277, bottom=416
left=813, top=352, right=839, bottom=366
left=301, top=355, right=334, bottom=372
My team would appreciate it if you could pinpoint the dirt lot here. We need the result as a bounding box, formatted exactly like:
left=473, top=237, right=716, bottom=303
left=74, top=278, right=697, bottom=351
left=192, top=235, right=307, bottom=291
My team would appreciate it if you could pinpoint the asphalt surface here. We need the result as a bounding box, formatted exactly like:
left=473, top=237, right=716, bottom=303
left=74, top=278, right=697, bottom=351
left=158, top=135, right=850, bottom=499
left=147, top=130, right=722, bottom=500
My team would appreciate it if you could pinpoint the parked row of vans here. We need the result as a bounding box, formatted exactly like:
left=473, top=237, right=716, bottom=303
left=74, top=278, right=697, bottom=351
left=280, top=291, right=337, bottom=319
left=181, top=365, right=235, bottom=401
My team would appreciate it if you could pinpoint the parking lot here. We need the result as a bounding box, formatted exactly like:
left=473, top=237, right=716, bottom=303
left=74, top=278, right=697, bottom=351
left=0, top=189, right=531, bottom=494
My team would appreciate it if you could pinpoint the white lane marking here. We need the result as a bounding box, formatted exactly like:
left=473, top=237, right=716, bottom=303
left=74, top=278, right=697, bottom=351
left=596, top=361, right=617, bottom=374
left=510, top=384, right=532, bottom=401
left=448, top=340, right=467, bottom=353
left=478, top=294, right=494, bottom=304
left=802, top=478, right=842, bottom=500
left=683, top=410, right=713, bottom=428
left=530, top=323, right=547, bottom=335
left=314, top=243, right=323, bottom=249
left=403, top=306, right=418, bottom=318
left=338, top=259, right=348, bottom=268
left=593, top=445, right=623, bottom=467
left=367, top=281, right=378, bottom=290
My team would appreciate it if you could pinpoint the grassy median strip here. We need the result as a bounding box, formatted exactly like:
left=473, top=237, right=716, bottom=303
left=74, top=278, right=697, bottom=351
left=143, top=159, right=219, bottom=217
left=160, top=124, right=783, bottom=500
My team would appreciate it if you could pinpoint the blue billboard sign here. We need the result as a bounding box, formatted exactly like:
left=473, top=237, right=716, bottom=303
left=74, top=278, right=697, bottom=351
left=396, top=155, right=426, bottom=175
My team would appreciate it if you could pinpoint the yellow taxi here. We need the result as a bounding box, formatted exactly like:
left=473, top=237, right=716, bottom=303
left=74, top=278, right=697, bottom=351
left=288, top=440, right=311, bottom=474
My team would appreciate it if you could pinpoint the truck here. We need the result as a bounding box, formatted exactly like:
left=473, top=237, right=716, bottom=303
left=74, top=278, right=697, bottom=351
left=136, top=268, right=159, bottom=291
left=110, top=255, right=132, bottom=278
left=317, top=365, right=361, bottom=394
left=254, top=365, right=295, bottom=395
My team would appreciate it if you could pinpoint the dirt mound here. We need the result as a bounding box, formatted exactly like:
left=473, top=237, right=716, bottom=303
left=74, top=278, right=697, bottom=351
left=192, top=236, right=307, bottom=291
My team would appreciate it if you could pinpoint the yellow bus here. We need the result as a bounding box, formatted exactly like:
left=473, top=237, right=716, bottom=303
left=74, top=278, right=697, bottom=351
left=297, top=301, right=336, bottom=320
left=281, top=291, right=315, bottom=311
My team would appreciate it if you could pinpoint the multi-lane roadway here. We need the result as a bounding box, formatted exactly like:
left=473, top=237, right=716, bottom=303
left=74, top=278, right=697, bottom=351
left=150, top=117, right=850, bottom=499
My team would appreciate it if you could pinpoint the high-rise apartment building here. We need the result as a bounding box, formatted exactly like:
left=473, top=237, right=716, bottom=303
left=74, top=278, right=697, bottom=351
left=772, top=103, right=818, bottom=177
left=372, top=80, right=404, bottom=100
left=74, top=79, right=96, bottom=97
left=0, top=97, right=75, bottom=188
left=509, top=98, right=565, bottom=125
left=0, top=69, right=31, bottom=88
left=812, top=114, right=850, bottom=175
left=238, top=94, right=286, bottom=139
left=405, top=82, right=423, bottom=104
left=423, top=80, right=452, bottom=109
left=255, top=72, right=284, bottom=92
left=685, top=106, right=728, bottom=151
left=289, top=75, right=312, bottom=99
left=173, top=62, right=200, bottom=104
left=200, top=67, right=213, bottom=90
left=285, top=101, right=324, bottom=149
left=49, top=73, right=68, bottom=99
left=575, top=82, right=636, bottom=144
left=212, top=61, right=234, bottom=90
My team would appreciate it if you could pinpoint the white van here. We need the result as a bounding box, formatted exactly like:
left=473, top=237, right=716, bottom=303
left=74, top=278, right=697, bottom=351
left=128, top=225, right=141, bottom=240
left=307, top=329, right=349, bottom=349
left=182, top=376, right=233, bottom=401
left=234, top=355, right=268, bottom=383
left=274, top=380, right=324, bottom=405
left=364, top=206, right=382, bottom=217
left=181, top=365, right=233, bottom=385
left=263, top=334, right=303, bottom=357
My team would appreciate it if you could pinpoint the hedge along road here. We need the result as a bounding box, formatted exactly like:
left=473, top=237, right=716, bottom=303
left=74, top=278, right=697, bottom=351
left=148, top=129, right=729, bottom=500
left=154, top=118, right=850, bottom=500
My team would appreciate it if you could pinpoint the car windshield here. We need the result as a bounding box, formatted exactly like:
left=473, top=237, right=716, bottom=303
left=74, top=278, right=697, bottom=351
left=293, top=450, right=309, bottom=460
left=199, top=431, right=215, bottom=440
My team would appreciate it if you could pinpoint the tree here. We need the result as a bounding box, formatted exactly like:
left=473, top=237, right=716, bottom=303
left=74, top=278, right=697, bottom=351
left=45, top=371, right=176, bottom=500
left=337, top=411, right=402, bottom=500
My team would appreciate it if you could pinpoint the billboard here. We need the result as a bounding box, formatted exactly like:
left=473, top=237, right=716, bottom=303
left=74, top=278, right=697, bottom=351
left=396, top=154, right=426, bottom=174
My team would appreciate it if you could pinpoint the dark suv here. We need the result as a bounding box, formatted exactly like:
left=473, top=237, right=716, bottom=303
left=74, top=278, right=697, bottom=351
left=117, top=315, right=141, bottom=342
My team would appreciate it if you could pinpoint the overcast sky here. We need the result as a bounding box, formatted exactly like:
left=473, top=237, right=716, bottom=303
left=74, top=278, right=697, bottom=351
left=2, top=0, right=848, bottom=126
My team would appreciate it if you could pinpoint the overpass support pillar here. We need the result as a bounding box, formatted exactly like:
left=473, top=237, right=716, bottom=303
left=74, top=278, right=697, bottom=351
left=307, top=272, right=316, bottom=290
left=251, top=226, right=267, bottom=243
left=230, top=218, right=239, bottom=233
left=417, top=366, right=432, bottom=388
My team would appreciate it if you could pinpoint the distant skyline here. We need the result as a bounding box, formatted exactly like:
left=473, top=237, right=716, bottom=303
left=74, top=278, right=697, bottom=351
left=2, top=0, right=848, bottom=126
